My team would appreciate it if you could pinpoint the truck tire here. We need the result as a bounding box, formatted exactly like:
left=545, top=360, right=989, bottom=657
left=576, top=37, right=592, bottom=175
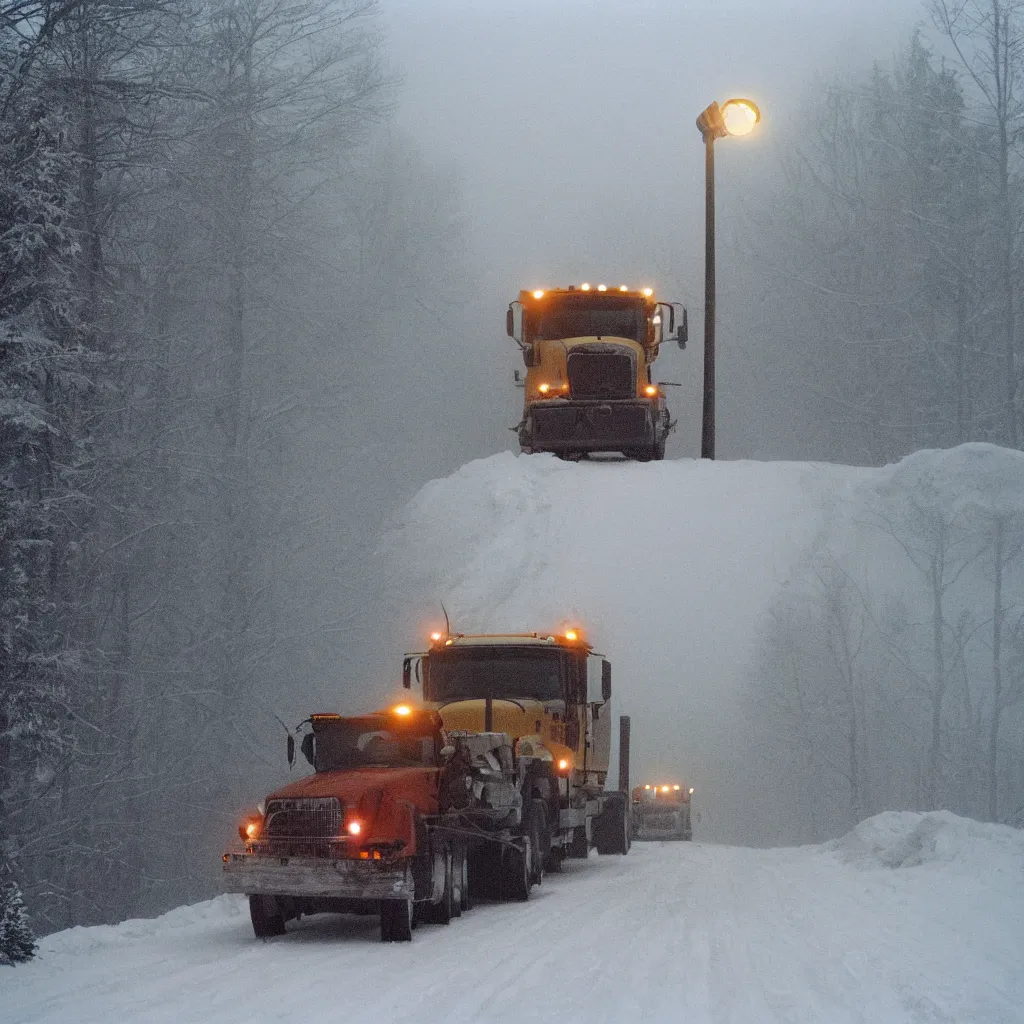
left=249, top=895, right=286, bottom=938
left=567, top=821, right=589, bottom=859
left=423, top=847, right=455, bottom=925
left=380, top=898, right=413, bottom=942
left=527, top=800, right=548, bottom=887
left=453, top=846, right=470, bottom=914
left=545, top=846, right=564, bottom=873
left=501, top=838, right=531, bottom=902
left=595, top=793, right=630, bottom=855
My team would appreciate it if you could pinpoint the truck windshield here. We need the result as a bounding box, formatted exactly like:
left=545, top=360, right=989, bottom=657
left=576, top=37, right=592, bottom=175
left=427, top=648, right=564, bottom=703
left=530, top=299, right=643, bottom=343
left=312, top=723, right=438, bottom=772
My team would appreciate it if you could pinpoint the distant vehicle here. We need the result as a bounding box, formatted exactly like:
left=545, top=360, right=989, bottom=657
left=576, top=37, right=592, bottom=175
left=631, top=782, right=693, bottom=841
left=506, top=285, right=687, bottom=461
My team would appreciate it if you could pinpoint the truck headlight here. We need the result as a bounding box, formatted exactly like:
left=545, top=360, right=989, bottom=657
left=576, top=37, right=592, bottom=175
left=239, top=815, right=262, bottom=842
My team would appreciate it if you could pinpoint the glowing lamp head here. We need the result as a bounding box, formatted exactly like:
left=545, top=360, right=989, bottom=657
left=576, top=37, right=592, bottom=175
left=689, top=787, right=695, bottom=795
left=347, top=820, right=362, bottom=836
left=673, top=785, right=680, bottom=791
left=564, top=629, right=578, bottom=642
left=430, top=631, right=443, bottom=642
left=532, top=289, right=545, bottom=299
left=393, top=704, right=412, bottom=717
left=245, top=821, right=259, bottom=839
left=661, top=785, right=670, bottom=793
left=645, top=385, right=657, bottom=397
left=644, top=784, right=651, bottom=790
left=642, top=287, right=654, bottom=298
left=581, top=282, right=591, bottom=291
left=597, top=284, right=607, bottom=292
left=557, top=758, right=571, bottom=774
left=721, top=98, right=760, bottom=137
left=538, top=382, right=551, bottom=394
left=619, top=285, right=628, bottom=292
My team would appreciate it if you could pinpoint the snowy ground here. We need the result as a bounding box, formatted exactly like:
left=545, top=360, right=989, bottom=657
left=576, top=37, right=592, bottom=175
left=5, top=812, right=1022, bottom=1024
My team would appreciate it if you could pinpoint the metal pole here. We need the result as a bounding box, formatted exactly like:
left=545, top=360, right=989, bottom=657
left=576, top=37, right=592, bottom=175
left=701, top=133, right=716, bottom=460
left=618, top=715, right=631, bottom=794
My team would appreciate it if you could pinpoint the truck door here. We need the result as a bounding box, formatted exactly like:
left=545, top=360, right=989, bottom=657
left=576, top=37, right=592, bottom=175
left=586, top=654, right=611, bottom=778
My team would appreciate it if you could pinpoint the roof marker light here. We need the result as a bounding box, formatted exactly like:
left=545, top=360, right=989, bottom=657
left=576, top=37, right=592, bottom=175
left=642, top=287, right=654, bottom=297
left=619, top=285, right=628, bottom=292
left=689, top=787, right=695, bottom=795
left=430, top=631, right=442, bottom=642
left=597, top=284, right=607, bottom=292
left=393, top=704, right=412, bottom=716
left=533, top=289, right=545, bottom=299
left=581, top=282, right=591, bottom=291
left=564, top=629, right=578, bottom=641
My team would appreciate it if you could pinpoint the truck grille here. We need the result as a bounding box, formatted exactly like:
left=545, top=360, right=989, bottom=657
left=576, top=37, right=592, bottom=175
left=567, top=344, right=636, bottom=401
left=264, top=797, right=342, bottom=839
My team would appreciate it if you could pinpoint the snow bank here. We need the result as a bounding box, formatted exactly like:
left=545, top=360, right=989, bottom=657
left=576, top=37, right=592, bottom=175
left=824, top=810, right=1024, bottom=871
left=378, top=444, right=1024, bottom=841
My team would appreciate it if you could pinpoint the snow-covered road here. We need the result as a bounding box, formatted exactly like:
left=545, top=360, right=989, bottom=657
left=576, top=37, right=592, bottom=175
left=5, top=812, right=1022, bottom=1024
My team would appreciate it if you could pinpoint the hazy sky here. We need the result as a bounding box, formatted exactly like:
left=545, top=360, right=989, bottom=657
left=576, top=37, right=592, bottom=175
left=382, top=0, right=923, bottom=292
left=377, top=0, right=927, bottom=458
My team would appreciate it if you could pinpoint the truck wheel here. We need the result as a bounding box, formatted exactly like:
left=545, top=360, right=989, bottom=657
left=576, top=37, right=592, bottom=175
left=595, top=794, right=630, bottom=855
left=454, top=846, right=470, bottom=913
left=501, top=838, right=531, bottom=902
left=249, top=895, right=287, bottom=938
left=423, top=847, right=455, bottom=925
left=527, top=800, right=548, bottom=887
left=545, top=846, right=564, bottom=873
left=567, top=823, right=589, bottom=859
left=380, top=898, right=413, bottom=942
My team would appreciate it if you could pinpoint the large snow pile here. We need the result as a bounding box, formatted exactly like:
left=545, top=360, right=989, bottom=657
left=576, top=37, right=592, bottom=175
left=5, top=813, right=1022, bottom=1023
left=825, top=810, right=1024, bottom=871
left=378, top=444, right=1024, bottom=842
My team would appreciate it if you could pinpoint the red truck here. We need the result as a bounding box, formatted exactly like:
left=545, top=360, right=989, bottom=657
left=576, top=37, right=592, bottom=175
left=223, top=707, right=535, bottom=942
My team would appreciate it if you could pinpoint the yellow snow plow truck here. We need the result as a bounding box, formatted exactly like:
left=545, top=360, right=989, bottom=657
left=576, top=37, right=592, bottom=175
left=402, top=627, right=631, bottom=878
left=631, top=782, right=694, bottom=841
left=506, top=284, right=687, bottom=460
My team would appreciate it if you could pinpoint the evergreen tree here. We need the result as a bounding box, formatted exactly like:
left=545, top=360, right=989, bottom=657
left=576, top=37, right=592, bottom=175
left=0, top=880, right=37, bottom=965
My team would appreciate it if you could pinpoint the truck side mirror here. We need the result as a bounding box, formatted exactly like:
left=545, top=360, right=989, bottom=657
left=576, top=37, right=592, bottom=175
left=402, top=657, right=412, bottom=689
left=300, top=732, right=315, bottom=767
left=287, top=734, right=295, bottom=767
left=601, top=660, right=612, bottom=701
left=677, top=307, right=688, bottom=350
left=506, top=307, right=514, bottom=337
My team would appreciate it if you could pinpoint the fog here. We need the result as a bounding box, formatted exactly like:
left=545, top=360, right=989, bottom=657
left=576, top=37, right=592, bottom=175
left=380, top=0, right=923, bottom=456
left=3, top=0, right=1020, bottom=940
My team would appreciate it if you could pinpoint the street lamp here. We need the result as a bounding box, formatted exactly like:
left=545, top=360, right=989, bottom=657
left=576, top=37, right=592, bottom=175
left=695, top=98, right=760, bottom=459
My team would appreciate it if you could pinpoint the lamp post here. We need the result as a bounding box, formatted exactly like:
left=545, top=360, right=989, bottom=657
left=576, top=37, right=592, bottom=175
left=695, top=98, right=760, bottom=459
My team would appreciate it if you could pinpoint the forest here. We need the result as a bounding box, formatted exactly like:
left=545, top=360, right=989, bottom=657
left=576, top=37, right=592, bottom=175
left=1, top=0, right=1022, bottom=951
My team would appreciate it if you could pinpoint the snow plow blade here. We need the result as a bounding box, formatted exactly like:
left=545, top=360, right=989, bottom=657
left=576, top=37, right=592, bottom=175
left=223, top=853, right=412, bottom=900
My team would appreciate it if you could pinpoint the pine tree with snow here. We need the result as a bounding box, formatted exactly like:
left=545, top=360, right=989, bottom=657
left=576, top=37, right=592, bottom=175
left=0, top=881, right=37, bottom=965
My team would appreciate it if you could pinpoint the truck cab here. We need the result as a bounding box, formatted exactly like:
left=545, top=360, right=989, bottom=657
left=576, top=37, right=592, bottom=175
left=403, top=629, right=630, bottom=864
left=506, top=285, right=686, bottom=460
